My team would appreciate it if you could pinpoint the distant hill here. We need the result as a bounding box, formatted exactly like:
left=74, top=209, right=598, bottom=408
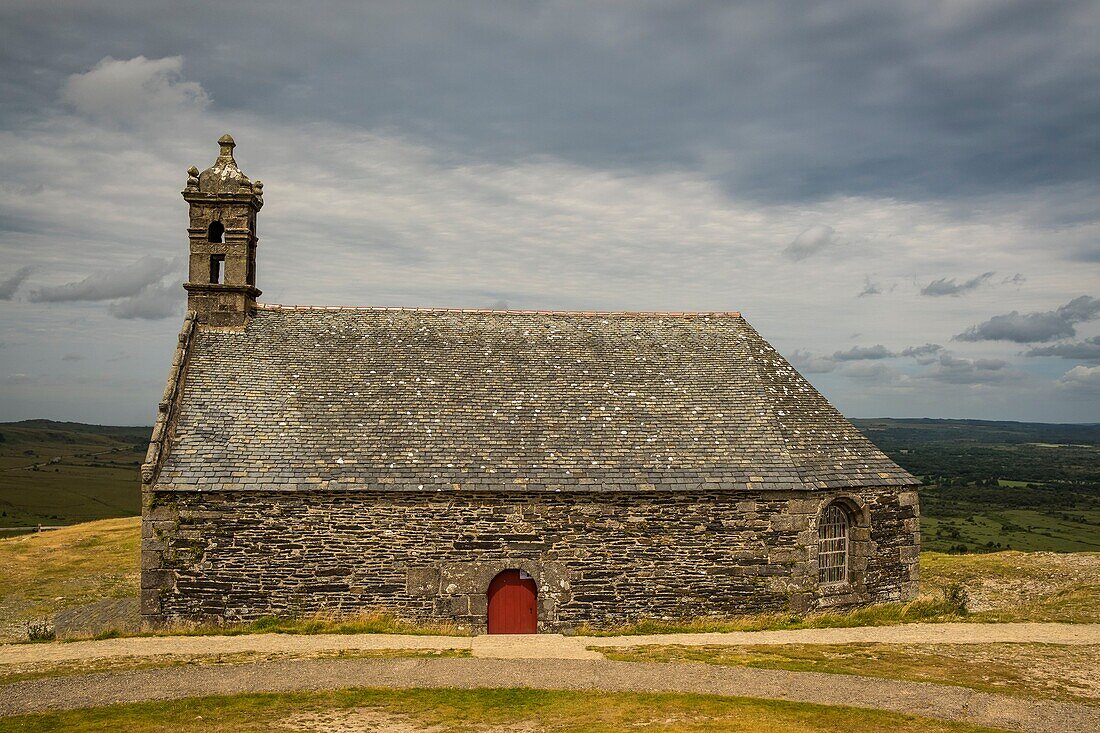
left=1, top=418, right=1097, bottom=553
left=1, top=419, right=150, bottom=441
left=852, top=418, right=1100, bottom=448
left=0, top=421, right=149, bottom=528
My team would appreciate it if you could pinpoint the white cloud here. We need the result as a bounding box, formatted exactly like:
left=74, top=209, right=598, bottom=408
left=1058, top=364, right=1100, bottom=392
left=61, top=56, right=208, bottom=125
left=918, top=354, right=1021, bottom=386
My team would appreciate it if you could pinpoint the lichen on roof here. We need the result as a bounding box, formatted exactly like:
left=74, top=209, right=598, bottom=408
left=156, top=307, right=917, bottom=493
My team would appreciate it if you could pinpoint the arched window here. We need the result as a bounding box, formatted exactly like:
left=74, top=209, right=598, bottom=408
left=207, top=221, right=224, bottom=243
left=818, top=503, right=850, bottom=584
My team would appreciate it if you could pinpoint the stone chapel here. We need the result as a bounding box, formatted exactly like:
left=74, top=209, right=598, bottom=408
left=141, top=136, right=921, bottom=633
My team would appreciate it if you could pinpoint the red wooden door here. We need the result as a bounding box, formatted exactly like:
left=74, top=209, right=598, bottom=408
left=487, top=569, right=538, bottom=634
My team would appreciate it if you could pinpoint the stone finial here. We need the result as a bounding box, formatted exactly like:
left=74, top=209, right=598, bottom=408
left=218, top=133, right=236, bottom=158
left=186, top=165, right=200, bottom=189
left=195, top=134, right=254, bottom=195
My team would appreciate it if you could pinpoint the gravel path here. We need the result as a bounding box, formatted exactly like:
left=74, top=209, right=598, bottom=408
left=1, top=656, right=1096, bottom=733
left=3, top=622, right=1096, bottom=665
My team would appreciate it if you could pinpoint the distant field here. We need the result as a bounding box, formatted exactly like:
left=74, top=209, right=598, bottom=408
left=852, top=418, right=1100, bottom=554
left=0, top=421, right=146, bottom=528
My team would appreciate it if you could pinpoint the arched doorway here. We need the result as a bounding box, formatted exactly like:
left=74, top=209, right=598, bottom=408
left=487, top=569, right=537, bottom=634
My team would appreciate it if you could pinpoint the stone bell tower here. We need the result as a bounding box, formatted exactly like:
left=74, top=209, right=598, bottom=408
left=182, top=134, right=263, bottom=327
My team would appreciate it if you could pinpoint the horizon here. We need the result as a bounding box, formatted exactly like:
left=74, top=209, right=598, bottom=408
left=6, top=415, right=1100, bottom=430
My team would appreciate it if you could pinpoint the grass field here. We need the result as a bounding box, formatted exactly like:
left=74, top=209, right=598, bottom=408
left=0, top=421, right=146, bottom=528
left=0, top=688, right=1012, bottom=733
left=598, top=642, right=1100, bottom=705
left=922, top=510, right=1100, bottom=553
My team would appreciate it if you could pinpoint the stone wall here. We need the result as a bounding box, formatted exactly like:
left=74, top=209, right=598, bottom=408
left=142, top=487, right=919, bottom=632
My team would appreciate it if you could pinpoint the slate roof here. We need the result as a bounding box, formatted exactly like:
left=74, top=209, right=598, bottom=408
left=156, top=305, right=918, bottom=492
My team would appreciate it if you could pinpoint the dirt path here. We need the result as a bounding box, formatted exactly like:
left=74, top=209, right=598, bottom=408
left=1, top=656, right=1096, bottom=733
left=2, top=622, right=1096, bottom=666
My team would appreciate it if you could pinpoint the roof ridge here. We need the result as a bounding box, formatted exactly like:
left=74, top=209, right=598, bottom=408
left=256, top=303, right=742, bottom=318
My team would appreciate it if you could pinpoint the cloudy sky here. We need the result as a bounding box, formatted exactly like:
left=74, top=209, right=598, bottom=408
left=0, top=1, right=1097, bottom=425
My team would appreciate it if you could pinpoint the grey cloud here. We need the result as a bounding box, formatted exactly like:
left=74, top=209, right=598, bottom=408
left=920, top=272, right=994, bottom=297
left=955, top=295, right=1100, bottom=343
left=1003, top=273, right=1026, bottom=286
left=857, top=277, right=882, bottom=298
left=832, top=344, right=892, bottom=361
left=61, top=353, right=84, bottom=361
left=920, top=354, right=1017, bottom=385
left=841, top=363, right=900, bottom=384
left=0, top=266, right=32, bottom=299
left=789, top=349, right=838, bottom=374
left=1026, top=335, right=1100, bottom=362
left=899, top=343, right=943, bottom=365
left=784, top=225, right=835, bottom=260
left=5, top=1, right=1096, bottom=206
left=899, top=343, right=943, bottom=358
left=108, top=282, right=181, bottom=320
left=29, top=256, right=176, bottom=303
left=792, top=342, right=1008, bottom=386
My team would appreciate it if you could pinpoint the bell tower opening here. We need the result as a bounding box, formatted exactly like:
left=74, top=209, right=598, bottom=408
left=181, top=135, right=264, bottom=328
left=209, top=254, right=225, bottom=284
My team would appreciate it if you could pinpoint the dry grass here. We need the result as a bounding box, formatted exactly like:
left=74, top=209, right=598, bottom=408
left=0, top=687, right=1011, bottom=732
left=921, top=551, right=1100, bottom=623
left=598, top=642, right=1100, bottom=705
left=575, top=595, right=971, bottom=636
left=0, top=517, right=139, bottom=640
left=0, top=648, right=470, bottom=686
left=128, top=610, right=465, bottom=639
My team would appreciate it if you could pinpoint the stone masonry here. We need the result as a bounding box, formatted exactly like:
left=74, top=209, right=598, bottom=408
left=142, top=488, right=919, bottom=633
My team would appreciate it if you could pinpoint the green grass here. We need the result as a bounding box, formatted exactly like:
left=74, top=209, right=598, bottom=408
left=0, top=687, right=1013, bottom=732
left=598, top=643, right=1100, bottom=705
left=0, top=421, right=146, bottom=527
left=922, top=510, right=1100, bottom=553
